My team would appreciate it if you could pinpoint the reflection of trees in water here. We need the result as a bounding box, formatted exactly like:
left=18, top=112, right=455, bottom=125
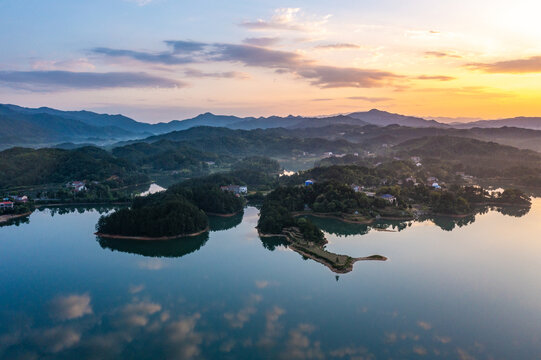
left=302, top=216, right=371, bottom=237
left=208, top=212, right=243, bottom=232
left=0, top=216, right=30, bottom=228
left=424, top=204, right=531, bottom=231
left=428, top=215, right=476, bottom=232
left=260, top=236, right=289, bottom=251
left=372, top=221, right=411, bottom=233
left=492, top=205, right=530, bottom=218
left=97, top=232, right=209, bottom=258
left=305, top=216, right=411, bottom=237
left=40, top=206, right=120, bottom=217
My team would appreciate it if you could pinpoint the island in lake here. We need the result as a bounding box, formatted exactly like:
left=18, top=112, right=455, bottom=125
left=96, top=181, right=244, bottom=240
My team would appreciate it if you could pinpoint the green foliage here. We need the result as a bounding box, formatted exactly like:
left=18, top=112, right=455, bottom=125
left=232, top=156, right=280, bottom=174
left=96, top=175, right=245, bottom=237
left=0, top=146, right=148, bottom=189
left=97, top=194, right=208, bottom=237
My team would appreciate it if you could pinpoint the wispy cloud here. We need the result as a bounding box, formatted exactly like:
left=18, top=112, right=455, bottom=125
left=297, top=65, right=401, bottom=88
left=416, top=75, right=456, bottom=81
left=347, top=96, right=392, bottom=102
left=91, top=40, right=402, bottom=89
left=240, top=8, right=329, bottom=33
left=466, top=56, right=541, bottom=73
left=315, top=43, right=360, bottom=50
left=424, top=51, right=462, bottom=59
left=0, top=70, right=182, bottom=91
left=93, top=47, right=195, bottom=65
left=183, top=68, right=249, bottom=79
left=32, top=58, right=95, bottom=71
left=242, top=37, right=281, bottom=47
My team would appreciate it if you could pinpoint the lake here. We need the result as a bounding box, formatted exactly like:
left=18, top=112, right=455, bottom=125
left=1, top=200, right=541, bottom=359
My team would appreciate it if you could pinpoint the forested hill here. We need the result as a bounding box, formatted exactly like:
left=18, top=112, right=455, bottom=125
left=394, top=136, right=541, bottom=161
left=0, top=146, right=148, bottom=189
left=116, top=126, right=363, bottom=157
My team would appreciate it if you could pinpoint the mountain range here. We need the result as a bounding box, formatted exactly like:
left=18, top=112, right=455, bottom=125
left=3, top=103, right=541, bottom=149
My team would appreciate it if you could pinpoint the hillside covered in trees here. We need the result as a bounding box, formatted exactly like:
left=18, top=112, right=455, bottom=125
left=0, top=146, right=148, bottom=189
left=96, top=177, right=245, bottom=238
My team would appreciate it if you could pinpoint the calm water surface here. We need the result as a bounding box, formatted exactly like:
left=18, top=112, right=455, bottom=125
left=1, top=200, right=541, bottom=359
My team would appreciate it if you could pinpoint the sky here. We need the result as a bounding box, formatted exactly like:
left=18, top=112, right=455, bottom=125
left=1, top=0, right=541, bottom=123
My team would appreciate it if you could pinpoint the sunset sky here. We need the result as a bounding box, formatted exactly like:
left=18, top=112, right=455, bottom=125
left=1, top=0, right=541, bottom=122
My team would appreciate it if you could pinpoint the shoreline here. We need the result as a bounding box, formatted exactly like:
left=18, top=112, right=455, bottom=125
left=95, top=227, right=210, bottom=241
left=36, top=201, right=130, bottom=208
left=258, top=228, right=387, bottom=274
left=291, top=211, right=414, bottom=224
left=206, top=211, right=241, bottom=218
left=0, top=212, right=33, bottom=224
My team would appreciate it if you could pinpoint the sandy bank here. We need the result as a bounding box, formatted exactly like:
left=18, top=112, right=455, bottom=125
left=95, top=227, right=209, bottom=241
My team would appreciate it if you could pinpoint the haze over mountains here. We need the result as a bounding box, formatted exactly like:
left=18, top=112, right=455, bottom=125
left=3, top=103, right=541, bottom=149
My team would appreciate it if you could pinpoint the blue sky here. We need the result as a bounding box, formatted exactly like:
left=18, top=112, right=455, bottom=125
left=2, top=0, right=541, bottom=122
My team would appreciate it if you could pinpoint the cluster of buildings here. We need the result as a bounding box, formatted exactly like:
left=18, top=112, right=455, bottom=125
left=322, top=152, right=359, bottom=158
left=67, top=181, right=87, bottom=192
left=304, top=180, right=397, bottom=205
left=0, top=195, right=29, bottom=210
left=220, top=184, right=248, bottom=196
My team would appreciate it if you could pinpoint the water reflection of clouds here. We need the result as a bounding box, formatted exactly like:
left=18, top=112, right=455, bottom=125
left=258, top=306, right=286, bottom=347
left=138, top=258, right=166, bottom=270
left=224, top=294, right=262, bottom=329
left=49, top=293, right=93, bottom=321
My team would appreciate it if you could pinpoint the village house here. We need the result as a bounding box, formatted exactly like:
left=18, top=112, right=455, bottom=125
left=305, top=179, right=315, bottom=186
left=351, top=184, right=362, bottom=193
left=220, top=184, right=248, bottom=195
left=379, top=194, right=397, bottom=204
left=12, top=195, right=28, bottom=203
left=67, top=181, right=87, bottom=192
left=405, top=177, right=417, bottom=185
left=0, top=201, right=14, bottom=210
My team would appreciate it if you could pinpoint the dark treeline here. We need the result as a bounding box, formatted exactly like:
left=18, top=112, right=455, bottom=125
left=96, top=175, right=245, bottom=238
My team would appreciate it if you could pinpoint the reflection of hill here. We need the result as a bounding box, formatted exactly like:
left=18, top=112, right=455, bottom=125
left=423, top=204, right=531, bottom=231
left=492, top=205, right=530, bottom=218
left=40, top=205, right=119, bottom=217
left=208, top=212, right=243, bottom=232
left=303, top=216, right=371, bottom=237
left=97, top=232, right=209, bottom=258
left=427, top=215, right=476, bottom=232
left=0, top=216, right=30, bottom=228
left=306, top=216, right=411, bottom=237
left=260, top=236, right=290, bottom=251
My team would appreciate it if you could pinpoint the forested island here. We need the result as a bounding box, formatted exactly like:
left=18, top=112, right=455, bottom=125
left=96, top=180, right=244, bottom=240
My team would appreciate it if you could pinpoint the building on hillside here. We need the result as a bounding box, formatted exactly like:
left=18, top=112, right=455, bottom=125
left=305, top=179, right=315, bottom=186
left=12, top=195, right=28, bottom=203
left=362, top=191, right=376, bottom=198
left=379, top=194, right=397, bottom=204
left=323, top=152, right=333, bottom=158
left=67, top=181, right=87, bottom=192
left=220, top=185, right=248, bottom=195
left=405, top=177, right=417, bottom=185
left=432, top=182, right=441, bottom=189
left=0, top=201, right=14, bottom=209
left=427, top=176, right=438, bottom=183
left=351, top=184, right=362, bottom=193
left=411, top=156, right=421, bottom=163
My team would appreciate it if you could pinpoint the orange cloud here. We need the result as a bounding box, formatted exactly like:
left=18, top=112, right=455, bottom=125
left=467, top=56, right=541, bottom=73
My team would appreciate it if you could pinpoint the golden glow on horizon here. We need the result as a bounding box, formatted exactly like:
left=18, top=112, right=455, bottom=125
left=3, top=2, right=541, bottom=121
